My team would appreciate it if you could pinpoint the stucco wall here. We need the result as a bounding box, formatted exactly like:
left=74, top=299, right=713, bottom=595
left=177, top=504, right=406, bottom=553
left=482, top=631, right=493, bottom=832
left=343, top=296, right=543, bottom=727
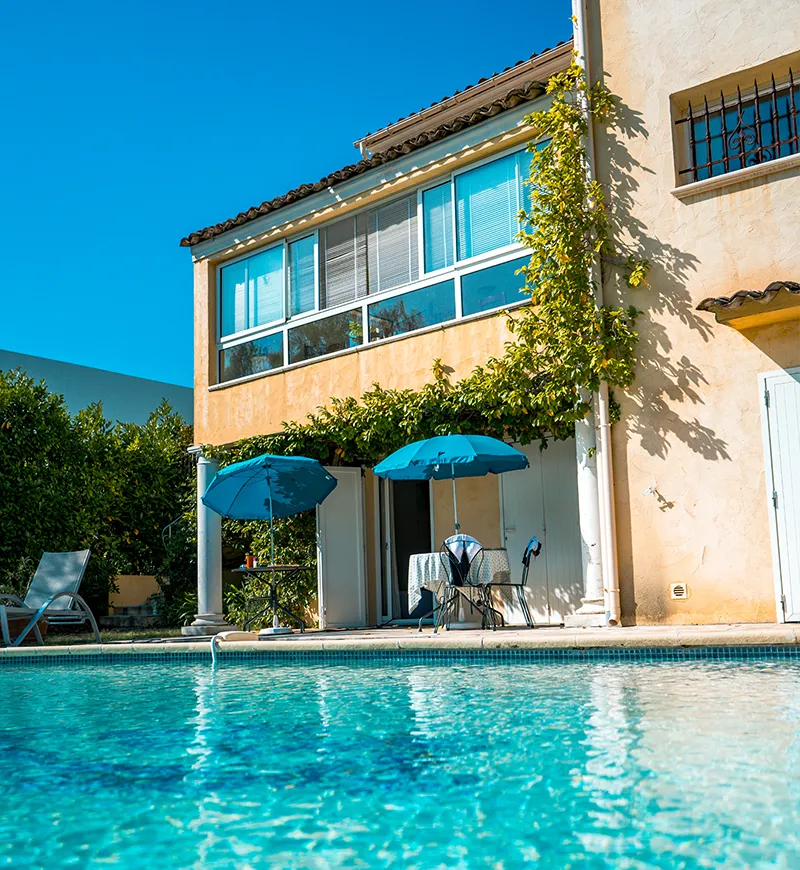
left=593, top=0, right=800, bottom=623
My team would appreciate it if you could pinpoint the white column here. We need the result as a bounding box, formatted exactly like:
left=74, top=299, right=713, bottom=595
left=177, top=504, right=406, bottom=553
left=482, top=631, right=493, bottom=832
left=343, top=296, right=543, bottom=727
left=182, top=451, right=233, bottom=636
left=566, top=395, right=607, bottom=627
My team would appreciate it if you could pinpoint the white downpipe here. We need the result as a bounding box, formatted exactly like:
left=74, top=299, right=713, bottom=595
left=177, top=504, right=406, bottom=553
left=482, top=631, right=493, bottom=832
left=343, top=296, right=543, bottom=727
left=573, top=0, right=621, bottom=626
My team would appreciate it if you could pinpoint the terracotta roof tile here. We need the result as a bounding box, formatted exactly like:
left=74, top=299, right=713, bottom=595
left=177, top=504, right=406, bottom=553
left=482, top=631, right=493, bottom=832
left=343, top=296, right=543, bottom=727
left=180, top=79, right=547, bottom=248
left=696, top=281, right=800, bottom=312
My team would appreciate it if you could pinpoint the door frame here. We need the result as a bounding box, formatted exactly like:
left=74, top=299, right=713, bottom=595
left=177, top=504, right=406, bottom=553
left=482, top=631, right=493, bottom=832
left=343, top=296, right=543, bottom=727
left=317, top=467, right=367, bottom=629
left=759, top=365, right=800, bottom=624
left=372, top=477, right=435, bottom=624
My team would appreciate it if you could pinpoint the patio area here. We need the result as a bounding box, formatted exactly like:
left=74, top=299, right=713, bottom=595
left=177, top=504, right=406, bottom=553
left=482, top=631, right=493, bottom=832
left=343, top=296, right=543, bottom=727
left=4, top=622, right=800, bottom=658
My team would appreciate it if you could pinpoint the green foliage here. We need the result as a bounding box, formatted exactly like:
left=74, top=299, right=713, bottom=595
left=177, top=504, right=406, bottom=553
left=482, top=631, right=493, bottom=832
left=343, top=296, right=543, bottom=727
left=0, top=369, right=194, bottom=614
left=224, top=512, right=317, bottom=629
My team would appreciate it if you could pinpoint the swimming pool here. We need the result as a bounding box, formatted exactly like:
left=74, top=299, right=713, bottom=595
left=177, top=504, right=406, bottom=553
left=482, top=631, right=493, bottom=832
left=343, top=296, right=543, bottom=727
left=2, top=656, right=800, bottom=868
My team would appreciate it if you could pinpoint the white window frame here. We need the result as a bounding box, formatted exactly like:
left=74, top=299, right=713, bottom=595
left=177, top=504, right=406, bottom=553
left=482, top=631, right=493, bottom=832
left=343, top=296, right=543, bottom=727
left=214, top=141, right=540, bottom=387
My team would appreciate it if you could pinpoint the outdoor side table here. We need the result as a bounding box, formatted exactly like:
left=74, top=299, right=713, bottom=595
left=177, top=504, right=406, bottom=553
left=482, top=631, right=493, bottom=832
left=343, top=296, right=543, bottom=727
left=233, top=565, right=310, bottom=635
left=408, top=549, right=511, bottom=629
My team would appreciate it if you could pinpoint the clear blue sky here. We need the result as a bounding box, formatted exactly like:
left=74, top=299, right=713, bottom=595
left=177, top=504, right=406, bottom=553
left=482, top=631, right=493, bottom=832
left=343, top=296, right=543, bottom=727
left=0, top=1, right=571, bottom=387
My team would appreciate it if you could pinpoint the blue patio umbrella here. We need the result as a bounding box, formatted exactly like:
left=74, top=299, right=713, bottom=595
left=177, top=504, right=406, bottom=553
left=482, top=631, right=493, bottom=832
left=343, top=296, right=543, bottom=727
left=373, top=434, right=529, bottom=533
left=201, top=454, right=337, bottom=564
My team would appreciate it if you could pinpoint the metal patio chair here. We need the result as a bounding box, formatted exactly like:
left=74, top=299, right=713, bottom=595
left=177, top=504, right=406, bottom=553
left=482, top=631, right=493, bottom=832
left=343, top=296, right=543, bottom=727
left=0, top=550, right=100, bottom=647
left=435, top=534, right=495, bottom=632
left=486, top=536, right=542, bottom=628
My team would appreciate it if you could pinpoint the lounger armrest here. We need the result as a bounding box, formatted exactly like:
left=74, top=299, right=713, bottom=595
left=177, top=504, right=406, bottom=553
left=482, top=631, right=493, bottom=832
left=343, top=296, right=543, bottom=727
left=0, top=594, right=25, bottom=607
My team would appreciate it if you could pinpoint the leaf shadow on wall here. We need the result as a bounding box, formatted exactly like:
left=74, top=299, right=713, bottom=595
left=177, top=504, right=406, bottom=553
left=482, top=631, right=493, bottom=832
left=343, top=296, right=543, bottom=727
left=598, top=96, right=731, bottom=463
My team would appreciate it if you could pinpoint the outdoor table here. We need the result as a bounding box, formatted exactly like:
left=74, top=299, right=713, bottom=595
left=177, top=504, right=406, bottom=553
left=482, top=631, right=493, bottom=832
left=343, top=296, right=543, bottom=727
left=408, top=549, right=511, bottom=629
left=233, top=565, right=310, bottom=634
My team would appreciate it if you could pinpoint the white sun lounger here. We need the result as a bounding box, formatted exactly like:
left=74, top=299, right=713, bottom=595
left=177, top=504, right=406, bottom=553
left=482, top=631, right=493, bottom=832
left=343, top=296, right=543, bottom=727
left=0, top=550, right=100, bottom=647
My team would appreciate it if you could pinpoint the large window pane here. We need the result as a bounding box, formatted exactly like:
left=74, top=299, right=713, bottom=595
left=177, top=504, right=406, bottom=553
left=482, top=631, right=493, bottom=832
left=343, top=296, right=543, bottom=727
left=460, top=257, right=529, bottom=317
left=249, top=247, right=284, bottom=327
left=220, top=247, right=283, bottom=337
left=319, top=215, right=368, bottom=309
left=288, top=309, right=363, bottom=363
left=368, top=280, right=455, bottom=341
left=423, top=183, right=454, bottom=272
left=219, top=333, right=284, bottom=383
left=367, top=194, right=418, bottom=292
left=455, top=153, right=517, bottom=260
left=289, top=235, right=316, bottom=316
left=220, top=259, right=247, bottom=336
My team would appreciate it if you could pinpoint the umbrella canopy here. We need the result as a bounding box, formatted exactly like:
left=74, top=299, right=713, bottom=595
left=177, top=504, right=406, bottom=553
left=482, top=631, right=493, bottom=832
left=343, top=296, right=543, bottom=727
left=373, top=435, right=528, bottom=533
left=201, top=454, right=337, bottom=563
left=202, top=454, right=337, bottom=520
left=374, top=435, right=529, bottom=481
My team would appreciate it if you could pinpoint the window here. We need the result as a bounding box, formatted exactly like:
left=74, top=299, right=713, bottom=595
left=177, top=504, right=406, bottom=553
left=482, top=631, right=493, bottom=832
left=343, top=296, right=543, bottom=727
left=219, top=333, right=284, bottom=383
left=368, top=280, right=456, bottom=341
left=220, top=247, right=283, bottom=337
left=216, top=143, right=541, bottom=383
left=288, top=235, right=316, bottom=316
left=288, top=309, right=363, bottom=364
left=423, top=183, right=454, bottom=272
left=319, top=194, right=418, bottom=308
left=677, top=68, right=800, bottom=183
left=455, top=151, right=533, bottom=260
left=461, top=256, right=529, bottom=317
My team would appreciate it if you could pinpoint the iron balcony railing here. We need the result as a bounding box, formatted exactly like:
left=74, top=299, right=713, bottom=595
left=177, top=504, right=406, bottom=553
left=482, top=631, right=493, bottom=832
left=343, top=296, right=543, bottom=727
left=677, top=68, right=799, bottom=183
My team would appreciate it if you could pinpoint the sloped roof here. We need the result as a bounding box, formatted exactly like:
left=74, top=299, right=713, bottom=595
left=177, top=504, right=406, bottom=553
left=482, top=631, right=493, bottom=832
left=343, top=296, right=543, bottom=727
left=180, top=41, right=573, bottom=249
left=696, top=281, right=800, bottom=312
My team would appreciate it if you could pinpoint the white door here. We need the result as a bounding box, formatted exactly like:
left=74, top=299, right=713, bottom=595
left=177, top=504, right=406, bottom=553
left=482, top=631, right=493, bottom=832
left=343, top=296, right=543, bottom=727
left=762, top=369, right=800, bottom=622
left=500, top=440, right=583, bottom=623
left=317, top=467, right=367, bottom=628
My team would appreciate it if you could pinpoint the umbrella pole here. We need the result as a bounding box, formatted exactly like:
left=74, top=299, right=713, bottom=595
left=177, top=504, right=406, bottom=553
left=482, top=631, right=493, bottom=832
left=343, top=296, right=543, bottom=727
left=451, top=463, right=460, bottom=533
left=268, top=481, right=278, bottom=631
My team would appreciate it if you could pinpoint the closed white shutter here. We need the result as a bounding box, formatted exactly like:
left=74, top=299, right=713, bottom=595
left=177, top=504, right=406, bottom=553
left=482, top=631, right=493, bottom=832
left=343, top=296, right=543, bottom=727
left=320, top=215, right=368, bottom=309
left=367, top=194, right=419, bottom=293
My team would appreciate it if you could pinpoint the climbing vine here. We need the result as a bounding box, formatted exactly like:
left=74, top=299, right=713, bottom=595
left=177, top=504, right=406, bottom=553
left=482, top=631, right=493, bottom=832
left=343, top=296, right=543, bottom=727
left=204, top=62, right=649, bottom=618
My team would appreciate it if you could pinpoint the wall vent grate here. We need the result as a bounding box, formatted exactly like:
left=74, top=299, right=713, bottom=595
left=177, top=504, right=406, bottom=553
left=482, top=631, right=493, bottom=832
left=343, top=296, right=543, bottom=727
left=670, top=583, right=689, bottom=601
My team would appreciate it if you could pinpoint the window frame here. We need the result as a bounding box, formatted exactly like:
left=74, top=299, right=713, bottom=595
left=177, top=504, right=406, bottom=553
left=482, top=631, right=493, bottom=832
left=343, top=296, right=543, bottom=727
left=214, top=140, right=540, bottom=387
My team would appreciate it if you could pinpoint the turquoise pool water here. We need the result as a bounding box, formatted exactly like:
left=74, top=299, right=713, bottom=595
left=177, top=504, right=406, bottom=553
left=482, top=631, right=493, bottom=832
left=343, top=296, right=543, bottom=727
left=2, top=657, right=800, bottom=868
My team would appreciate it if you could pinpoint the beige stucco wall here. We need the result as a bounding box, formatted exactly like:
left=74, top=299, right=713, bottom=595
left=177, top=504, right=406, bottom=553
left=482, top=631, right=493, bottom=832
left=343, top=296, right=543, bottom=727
left=109, top=575, right=159, bottom=609
left=593, top=0, right=800, bottom=623
left=194, top=283, right=515, bottom=445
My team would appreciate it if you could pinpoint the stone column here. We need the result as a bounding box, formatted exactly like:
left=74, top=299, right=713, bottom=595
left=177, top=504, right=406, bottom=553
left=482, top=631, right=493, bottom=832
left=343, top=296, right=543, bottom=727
left=566, top=398, right=607, bottom=627
left=182, top=451, right=234, bottom=637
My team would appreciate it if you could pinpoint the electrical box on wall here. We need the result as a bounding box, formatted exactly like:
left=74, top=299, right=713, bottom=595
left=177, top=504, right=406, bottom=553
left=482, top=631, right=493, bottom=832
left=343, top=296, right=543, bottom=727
left=670, top=583, right=689, bottom=600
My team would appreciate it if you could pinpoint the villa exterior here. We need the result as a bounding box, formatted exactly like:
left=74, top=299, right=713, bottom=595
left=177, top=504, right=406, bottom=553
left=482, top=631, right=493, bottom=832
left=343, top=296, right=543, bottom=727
left=182, top=0, right=800, bottom=632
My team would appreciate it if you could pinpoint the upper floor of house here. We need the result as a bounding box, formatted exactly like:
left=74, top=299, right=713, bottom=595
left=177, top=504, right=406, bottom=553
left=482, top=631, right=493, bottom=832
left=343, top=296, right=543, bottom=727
left=185, top=41, right=572, bottom=445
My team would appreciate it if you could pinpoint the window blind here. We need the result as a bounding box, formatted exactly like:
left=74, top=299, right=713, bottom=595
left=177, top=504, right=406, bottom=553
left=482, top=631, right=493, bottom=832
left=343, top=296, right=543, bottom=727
left=367, top=193, right=418, bottom=293
left=320, top=214, right=368, bottom=309
left=288, top=235, right=316, bottom=316
left=249, top=247, right=284, bottom=327
left=455, top=153, right=518, bottom=260
left=221, top=259, right=248, bottom=336
left=422, top=183, right=454, bottom=272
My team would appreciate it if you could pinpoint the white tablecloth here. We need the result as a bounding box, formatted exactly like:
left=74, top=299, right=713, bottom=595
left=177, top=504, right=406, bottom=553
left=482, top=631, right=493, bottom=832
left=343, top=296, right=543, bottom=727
left=407, top=549, right=512, bottom=612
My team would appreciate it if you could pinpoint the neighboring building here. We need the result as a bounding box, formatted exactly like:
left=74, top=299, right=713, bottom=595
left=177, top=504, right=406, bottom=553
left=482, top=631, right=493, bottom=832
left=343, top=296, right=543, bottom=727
left=182, top=2, right=799, bottom=632
left=0, top=350, right=193, bottom=425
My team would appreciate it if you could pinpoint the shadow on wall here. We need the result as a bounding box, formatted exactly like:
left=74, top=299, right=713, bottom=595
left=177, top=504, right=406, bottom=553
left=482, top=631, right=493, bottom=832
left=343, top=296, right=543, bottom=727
left=593, top=92, right=734, bottom=624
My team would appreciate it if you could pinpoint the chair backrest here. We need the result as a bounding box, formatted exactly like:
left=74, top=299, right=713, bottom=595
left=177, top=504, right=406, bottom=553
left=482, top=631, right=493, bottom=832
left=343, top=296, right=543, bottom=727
left=24, top=551, right=91, bottom=611
left=441, top=534, right=484, bottom=587
left=520, top=537, right=542, bottom=586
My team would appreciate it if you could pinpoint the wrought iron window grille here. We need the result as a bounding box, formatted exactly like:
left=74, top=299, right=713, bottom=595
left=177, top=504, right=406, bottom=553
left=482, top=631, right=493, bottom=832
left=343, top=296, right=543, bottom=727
left=677, top=68, right=799, bottom=183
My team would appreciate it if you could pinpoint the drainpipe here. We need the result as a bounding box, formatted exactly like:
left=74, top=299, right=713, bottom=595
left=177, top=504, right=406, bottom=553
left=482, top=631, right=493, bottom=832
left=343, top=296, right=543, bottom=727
left=573, top=0, right=621, bottom=625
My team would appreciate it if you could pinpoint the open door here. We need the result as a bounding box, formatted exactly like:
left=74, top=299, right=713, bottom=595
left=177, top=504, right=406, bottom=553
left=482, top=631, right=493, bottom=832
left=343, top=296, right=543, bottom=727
left=317, top=467, right=367, bottom=628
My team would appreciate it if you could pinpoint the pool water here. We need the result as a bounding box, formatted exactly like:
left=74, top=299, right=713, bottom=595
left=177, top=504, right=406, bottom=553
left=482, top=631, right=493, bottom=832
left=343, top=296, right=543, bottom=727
left=3, top=658, right=800, bottom=868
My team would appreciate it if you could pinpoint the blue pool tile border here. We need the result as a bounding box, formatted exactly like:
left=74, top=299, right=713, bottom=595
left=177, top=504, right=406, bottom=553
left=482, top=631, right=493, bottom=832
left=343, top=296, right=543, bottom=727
left=3, top=645, right=800, bottom=667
